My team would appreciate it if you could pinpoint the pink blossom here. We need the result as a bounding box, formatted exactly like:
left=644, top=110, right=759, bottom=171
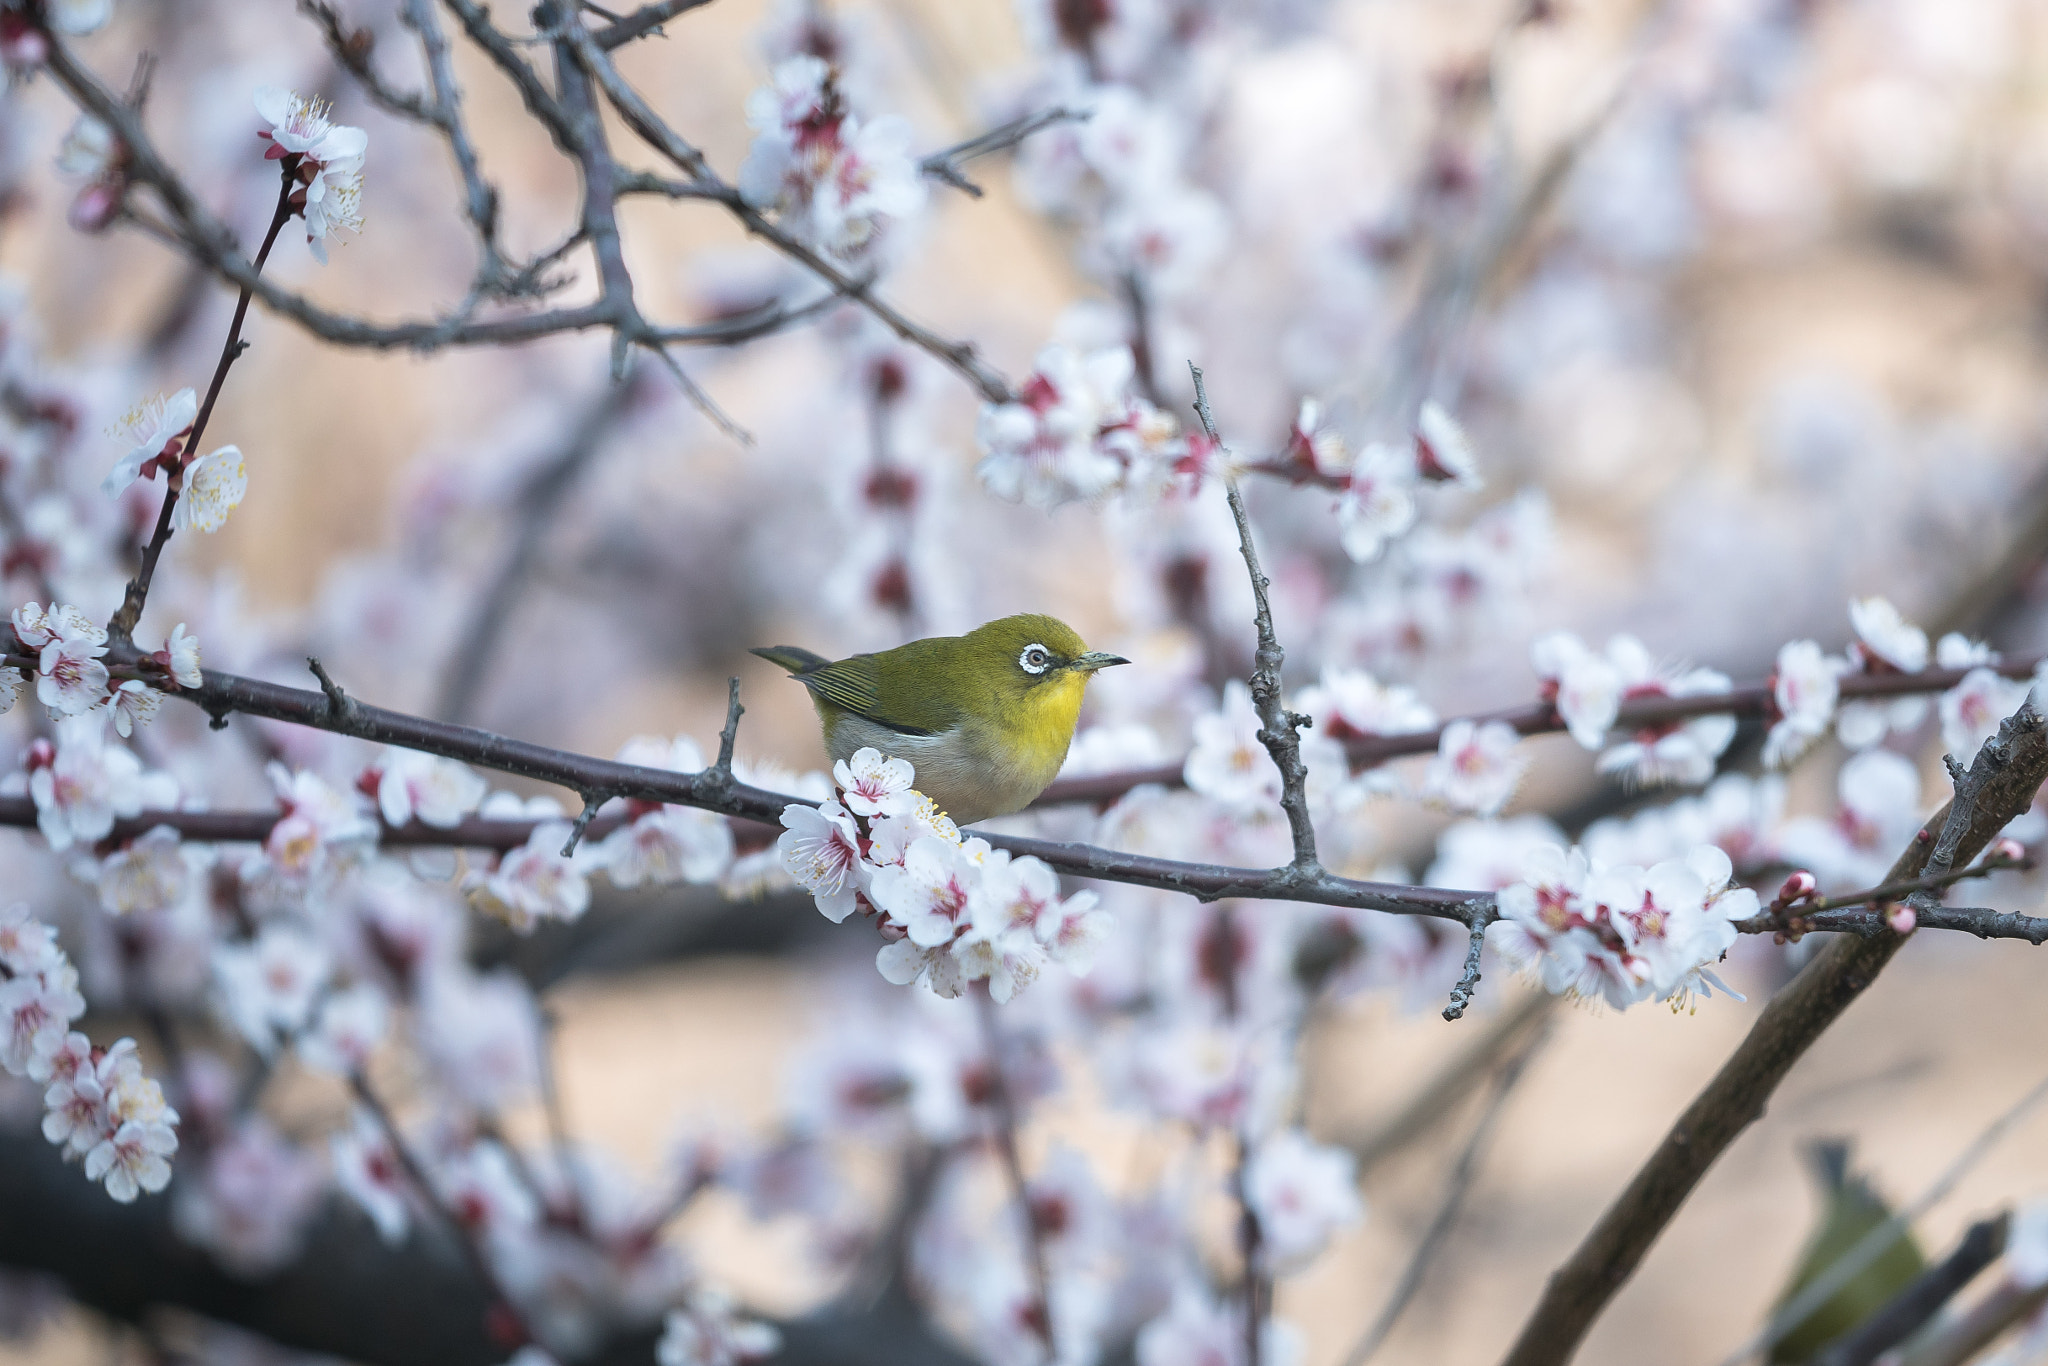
left=1244, top=1129, right=1365, bottom=1272
left=834, top=745, right=919, bottom=818
left=1939, top=666, right=2030, bottom=761
left=466, top=823, right=592, bottom=932
left=171, top=1117, right=324, bottom=1275
left=777, top=799, right=867, bottom=922
left=35, top=623, right=109, bottom=717
left=295, top=982, right=389, bottom=1075
left=1764, top=639, right=1843, bottom=768
left=869, top=834, right=983, bottom=948
left=1424, top=719, right=1526, bottom=816
left=28, top=716, right=171, bottom=851
left=331, top=1107, right=410, bottom=1243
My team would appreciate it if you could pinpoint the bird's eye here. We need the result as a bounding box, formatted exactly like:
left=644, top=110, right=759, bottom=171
left=1019, top=644, right=1051, bottom=675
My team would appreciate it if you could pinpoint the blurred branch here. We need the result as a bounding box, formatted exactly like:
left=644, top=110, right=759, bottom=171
left=298, top=1, right=437, bottom=121
left=436, top=377, right=641, bottom=722
left=593, top=0, right=718, bottom=48
left=1809, top=1213, right=2010, bottom=1366
left=918, top=106, right=1086, bottom=198
left=975, top=993, right=1056, bottom=1357
left=1897, top=1276, right=2048, bottom=1366
left=1499, top=703, right=2048, bottom=1366
left=1715, top=1067, right=2048, bottom=1366
left=1344, top=990, right=1558, bottom=1178
left=1341, top=1019, right=1549, bottom=1366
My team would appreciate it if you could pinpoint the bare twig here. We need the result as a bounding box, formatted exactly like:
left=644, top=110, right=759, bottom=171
left=1500, top=703, right=2048, bottom=1366
left=713, top=676, right=744, bottom=778
left=560, top=790, right=610, bottom=856
left=918, top=106, right=1087, bottom=198
left=593, top=0, right=717, bottom=47
left=1809, top=1213, right=2010, bottom=1366
left=1342, top=1022, right=1548, bottom=1366
left=298, top=1, right=437, bottom=121
left=1441, top=919, right=1490, bottom=1022
left=1189, top=363, right=1320, bottom=875
left=106, top=166, right=294, bottom=646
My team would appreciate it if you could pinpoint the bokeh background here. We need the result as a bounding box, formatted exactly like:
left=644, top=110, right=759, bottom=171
left=4, top=0, right=2048, bottom=1363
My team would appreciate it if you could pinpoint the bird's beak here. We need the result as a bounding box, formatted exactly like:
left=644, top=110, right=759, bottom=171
left=1072, top=651, right=1130, bottom=673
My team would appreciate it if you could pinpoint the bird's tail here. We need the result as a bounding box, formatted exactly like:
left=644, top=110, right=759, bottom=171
left=751, top=645, right=832, bottom=675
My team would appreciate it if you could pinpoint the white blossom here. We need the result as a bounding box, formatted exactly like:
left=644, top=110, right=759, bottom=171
left=107, top=679, right=160, bottom=737
left=1414, top=400, right=1482, bottom=488
left=163, top=623, right=202, bottom=688
left=49, top=0, right=114, bottom=37
left=375, top=748, right=486, bottom=828
left=213, top=923, right=330, bottom=1051
left=1848, top=595, right=1929, bottom=673
left=868, top=834, right=983, bottom=948
left=103, top=389, right=196, bottom=496
left=1244, top=1129, right=1365, bottom=1272
left=1336, top=441, right=1418, bottom=563
left=777, top=799, right=867, bottom=922
left=1764, top=639, right=1843, bottom=768
left=466, top=823, right=592, bottom=932
left=168, top=445, right=247, bottom=534
left=834, top=746, right=918, bottom=818
left=655, top=1287, right=781, bottom=1366
left=1184, top=680, right=1281, bottom=810
left=1424, top=719, right=1526, bottom=816
left=254, top=87, right=367, bottom=263
left=1939, top=667, right=2030, bottom=761
left=35, top=618, right=109, bottom=716
left=296, top=981, right=389, bottom=1075
left=1530, top=631, right=1622, bottom=750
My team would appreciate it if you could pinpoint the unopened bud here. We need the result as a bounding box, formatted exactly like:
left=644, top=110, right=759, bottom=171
left=1774, top=871, right=1817, bottom=907
left=1884, top=902, right=1917, bottom=934
left=1989, top=837, right=2026, bottom=864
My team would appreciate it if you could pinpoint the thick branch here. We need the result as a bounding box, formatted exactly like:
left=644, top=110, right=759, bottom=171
left=1498, top=703, right=2048, bottom=1366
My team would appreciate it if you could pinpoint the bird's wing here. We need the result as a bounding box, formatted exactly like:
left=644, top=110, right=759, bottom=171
left=780, top=653, right=930, bottom=737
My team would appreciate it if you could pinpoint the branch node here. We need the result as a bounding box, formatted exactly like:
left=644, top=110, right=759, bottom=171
left=306, top=657, right=354, bottom=720
left=713, top=676, right=744, bottom=780
left=561, top=790, right=609, bottom=857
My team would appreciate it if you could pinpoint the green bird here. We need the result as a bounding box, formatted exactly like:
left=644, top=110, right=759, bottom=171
left=1767, top=1140, right=1926, bottom=1364
left=752, top=614, right=1128, bottom=826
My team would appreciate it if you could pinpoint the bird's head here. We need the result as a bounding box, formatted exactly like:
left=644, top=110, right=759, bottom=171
left=960, top=614, right=1127, bottom=696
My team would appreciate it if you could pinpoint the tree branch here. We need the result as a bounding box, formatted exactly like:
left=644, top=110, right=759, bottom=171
left=1498, top=702, right=2048, bottom=1366
left=593, top=0, right=718, bottom=48
left=1809, top=1213, right=2010, bottom=1366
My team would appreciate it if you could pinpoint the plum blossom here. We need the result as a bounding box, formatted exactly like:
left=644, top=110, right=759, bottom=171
left=869, top=834, right=983, bottom=948
left=106, top=679, right=159, bottom=737
left=32, top=607, right=109, bottom=716
left=1336, top=441, right=1418, bottom=563
left=466, top=823, right=592, bottom=932
left=1779, top=749, right=1925, bottom=890
left=1414, top=400, right=1482, bottom=488
left=1135, top=1280, right=1301, bottom=1366
left=103, top=389, right=196, bottom=495
left=976, top=344, right=1182, bottom=507
left=1531, top=631, right=1622, bottom=750
left=600, top=735, right=734, bottom=887
left=27, top=716, right=173, bottom=851
left=82, top=1041, right=179, bottom=1202
left=1425, top=719, right=1526, bottom=816
left=1837, top=596, right=1931, bottom=748
left=1281, top=399, right=1349, bottom=481
left=260, top=763, right=376, bottom=882
left=834, top=746, right=918, bottom=818
left=1589, top=639, right=1736, bottom=786
left=254, top=87, right=367, bottom=263
left=49, top=0, right=113, bottom=35
left=1244, top=1129, right=1365, bottom=1272
left=737, top=56, right=924, bottom=264
left=374, top=748, right=487, bottom=828
left=0, top=962, right=84, bottom=1074
left=172, top=1117, right=324, bottom=1275
left=777, top=799, right=867, bottom=922
left=1297, top=667, right=1435, bottom=741
left=417, top=968, right=541, bottom=1111
left=331, top=1107, right=409, bottom=1243
left=1764, top=639, right=1843, bottom=768
left=1493, top=841, right=1753, bottom=1011
left=167, top=445, right=248, bottom=534
left=161, top=623, right=202, bottom=688
left=212, top=923, right=330, bottom=1051
left=654, top=1287, right=781, bottom=1366
left=97, top=825, right=204, bottom=914
left=1939, top=666, right=2030, bottom=760
left=295, top=982, right=389, bottom=1075
left=1185, top=680, right=1281, bottom=810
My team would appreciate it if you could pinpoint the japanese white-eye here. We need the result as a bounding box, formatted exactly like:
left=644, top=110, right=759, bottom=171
left=752, top=613, right=1128, bottom=826
left=1766, top=1140, right=1925, bottom=1364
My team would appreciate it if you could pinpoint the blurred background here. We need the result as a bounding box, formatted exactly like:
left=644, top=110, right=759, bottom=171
left=3, top=0, right=2048, bottom=1363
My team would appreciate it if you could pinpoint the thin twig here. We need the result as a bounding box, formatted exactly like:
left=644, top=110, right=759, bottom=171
left=918, top=106, right=1088, bottom=198
left=713, top=676, right=744, bottom=778
left=1189, top=362, right=1320, bottom=875
left=1342, top=1023, right=1549, bottom=1366
left=1441, top=919, right=1489, bottom=1022
left=1897, top=1276, right=2048, bottom=1366
left=107, top=167, right=294, bottom=646
left=593, top=0, right=717, bottom=47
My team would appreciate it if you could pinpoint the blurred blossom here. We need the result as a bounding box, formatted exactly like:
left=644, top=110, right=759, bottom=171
left=1244, top=1128, right=1364, bottom=1272
left=1425, top=719, right=1525, bottom=816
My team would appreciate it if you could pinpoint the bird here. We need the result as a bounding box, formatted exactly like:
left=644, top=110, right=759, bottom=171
left=752, top=613, right=1128, bottom=826
left=1765, top=1139, right=1925, bottom=1364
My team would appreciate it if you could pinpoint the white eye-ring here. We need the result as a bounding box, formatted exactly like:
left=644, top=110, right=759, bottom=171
left=1019, top=644, right=1052, bottom=675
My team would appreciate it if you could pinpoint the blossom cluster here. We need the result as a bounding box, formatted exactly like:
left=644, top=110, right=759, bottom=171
left=0, top=902, right=179, bottom=1201
left=738, top=56, right=924, bottom=264
left=975, top=342, right=1193, bottom=508
left=5, top=601, right=202, bottom=739
left=777, top=748, right=1111, bottom=1002
left=1531, top=631, right=1736, bottom=786
left=1492, top=842, right=1759, bottom=1011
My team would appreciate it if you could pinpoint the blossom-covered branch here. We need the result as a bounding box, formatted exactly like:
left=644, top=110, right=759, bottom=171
left=1498, top=703, right=2048, bottom=1366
